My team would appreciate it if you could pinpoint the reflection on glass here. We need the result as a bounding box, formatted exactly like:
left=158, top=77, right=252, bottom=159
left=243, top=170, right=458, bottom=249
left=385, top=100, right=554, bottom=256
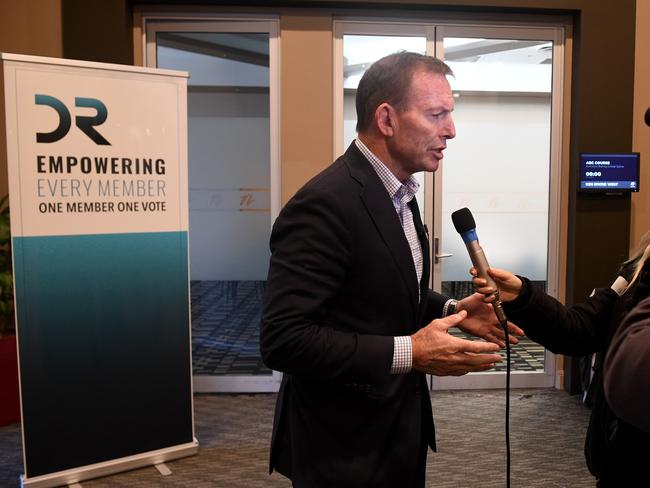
left=157, top=32, right=272, bottom=376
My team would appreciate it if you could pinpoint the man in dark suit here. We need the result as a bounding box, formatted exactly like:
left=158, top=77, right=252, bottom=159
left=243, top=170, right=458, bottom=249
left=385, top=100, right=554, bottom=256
left=260, top=52, right=522, bottom=488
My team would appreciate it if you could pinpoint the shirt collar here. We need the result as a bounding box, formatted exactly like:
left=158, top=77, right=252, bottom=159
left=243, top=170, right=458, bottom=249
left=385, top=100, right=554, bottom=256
left=355, top=139, right=419, bottom=201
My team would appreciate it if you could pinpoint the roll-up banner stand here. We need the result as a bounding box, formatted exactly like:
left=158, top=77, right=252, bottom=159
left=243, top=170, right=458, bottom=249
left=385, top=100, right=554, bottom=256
left=0, top=53, right=197, bottom=487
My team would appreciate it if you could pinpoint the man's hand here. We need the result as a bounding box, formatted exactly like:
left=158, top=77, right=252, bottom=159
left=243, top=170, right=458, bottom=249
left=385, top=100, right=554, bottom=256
left=471, top=267, right=523, bottom=303
left=411, top=311, right=503, bottom=376
left=456, top=293, right=524, bottom=348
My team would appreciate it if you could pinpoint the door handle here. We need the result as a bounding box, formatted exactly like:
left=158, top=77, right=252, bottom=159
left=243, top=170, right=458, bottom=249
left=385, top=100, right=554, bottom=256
left=434, top=236, right=453, bottom=264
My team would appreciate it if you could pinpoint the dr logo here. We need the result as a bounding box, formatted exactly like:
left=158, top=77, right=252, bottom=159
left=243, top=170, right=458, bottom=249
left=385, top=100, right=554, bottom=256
left=35, top=94, right=111, bottom=145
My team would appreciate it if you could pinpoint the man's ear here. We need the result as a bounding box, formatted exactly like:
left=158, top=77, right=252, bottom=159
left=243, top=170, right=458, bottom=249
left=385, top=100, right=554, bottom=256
left=375, top=102, right=396, bottom=137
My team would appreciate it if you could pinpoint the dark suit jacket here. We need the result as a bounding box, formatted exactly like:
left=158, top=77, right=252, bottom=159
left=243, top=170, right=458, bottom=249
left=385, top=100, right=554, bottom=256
left=260, top=143, right=448, bottom=487
left=605, top=295, right=650, bottom=434
left=502, top=271, right=650, bottom=484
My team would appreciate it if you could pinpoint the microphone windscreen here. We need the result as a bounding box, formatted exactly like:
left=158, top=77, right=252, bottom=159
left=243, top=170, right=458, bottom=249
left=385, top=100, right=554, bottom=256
left=451, top=207, right=476, bottom=234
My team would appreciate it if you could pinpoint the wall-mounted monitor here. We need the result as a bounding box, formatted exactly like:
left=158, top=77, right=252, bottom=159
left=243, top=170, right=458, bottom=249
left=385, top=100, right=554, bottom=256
left=579, top=152, right=640, bottom=193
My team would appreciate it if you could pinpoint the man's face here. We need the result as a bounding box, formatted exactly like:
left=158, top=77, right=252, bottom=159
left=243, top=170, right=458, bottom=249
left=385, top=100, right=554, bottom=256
left=387, top=70, right=456, bottom=178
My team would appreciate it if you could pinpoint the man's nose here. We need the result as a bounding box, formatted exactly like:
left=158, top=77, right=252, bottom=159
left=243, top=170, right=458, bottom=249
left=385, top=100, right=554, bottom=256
left=445, top=116, right=456, bottom=140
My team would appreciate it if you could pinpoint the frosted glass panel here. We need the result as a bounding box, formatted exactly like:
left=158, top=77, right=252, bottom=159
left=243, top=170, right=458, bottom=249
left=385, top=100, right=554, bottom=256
left=440, top=37, right=553, bottom=375
left=158, top=32, right=270, bottom=281
left=157, top=32, right=271, bottom=376
left=441, top=38, right=552, bottom=284
left=186, top=90, right=270, bottom=280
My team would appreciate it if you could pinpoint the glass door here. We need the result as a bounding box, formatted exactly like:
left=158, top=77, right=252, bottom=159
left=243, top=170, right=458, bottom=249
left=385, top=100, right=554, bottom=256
left=335, top=20, right=565, bottom=389
left=145, top=18, right=281, bottom=392
left=432, top=25, right=565, bottom=389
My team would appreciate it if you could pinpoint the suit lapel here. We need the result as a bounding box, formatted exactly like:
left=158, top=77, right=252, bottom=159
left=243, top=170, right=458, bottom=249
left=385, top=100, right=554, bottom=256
left=344, top=145, right=420, bottom=316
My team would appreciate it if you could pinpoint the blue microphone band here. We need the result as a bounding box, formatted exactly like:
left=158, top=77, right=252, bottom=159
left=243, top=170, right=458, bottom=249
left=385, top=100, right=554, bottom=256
left=460, top=228, right=478, bottom=244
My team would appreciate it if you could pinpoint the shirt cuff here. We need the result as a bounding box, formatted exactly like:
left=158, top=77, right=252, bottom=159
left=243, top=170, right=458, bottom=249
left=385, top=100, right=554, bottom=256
left=610, top=276, right=629, bottom=296
left=390, top=336, right=413, bottom=374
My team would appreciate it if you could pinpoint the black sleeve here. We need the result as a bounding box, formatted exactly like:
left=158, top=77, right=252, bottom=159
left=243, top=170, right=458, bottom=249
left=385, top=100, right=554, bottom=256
left=604, top=296, right=650, bottom=433
left=502, top=277, right=619, bottom=356
left=422, top=290, right=451, bottom=324
left=260, top=186, right=394, bottom=383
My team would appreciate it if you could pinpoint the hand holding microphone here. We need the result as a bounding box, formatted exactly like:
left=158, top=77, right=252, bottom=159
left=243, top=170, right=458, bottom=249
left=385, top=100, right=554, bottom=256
left=470, top=267, right=523, bottom=304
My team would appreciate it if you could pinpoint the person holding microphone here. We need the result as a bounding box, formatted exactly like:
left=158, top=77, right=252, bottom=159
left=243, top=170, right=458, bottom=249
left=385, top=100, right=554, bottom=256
left=471, top=242, right=650, bottom=487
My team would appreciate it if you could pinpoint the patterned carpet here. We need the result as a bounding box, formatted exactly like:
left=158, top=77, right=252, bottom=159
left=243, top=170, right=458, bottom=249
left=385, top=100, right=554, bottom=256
left=191, top=280, right=548, bottom=377
left=0, top=389, right=595, bottom=487
left=191, top=281, right=270, bottom=376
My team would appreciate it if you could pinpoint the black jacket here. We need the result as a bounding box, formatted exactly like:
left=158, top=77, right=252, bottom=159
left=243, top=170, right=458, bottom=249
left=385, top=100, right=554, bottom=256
left=503, top=260, right=650, bottom=486
left=604, top=295, right=650, bottom=433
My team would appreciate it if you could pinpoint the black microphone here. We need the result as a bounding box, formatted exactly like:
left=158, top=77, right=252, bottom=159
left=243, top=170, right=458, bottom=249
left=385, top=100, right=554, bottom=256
left=451, top=207, right=507, bottom=324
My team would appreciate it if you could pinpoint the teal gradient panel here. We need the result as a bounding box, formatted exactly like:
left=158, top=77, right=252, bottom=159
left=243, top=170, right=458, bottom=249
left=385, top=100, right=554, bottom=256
left=13, top=232, right=193, bottom=478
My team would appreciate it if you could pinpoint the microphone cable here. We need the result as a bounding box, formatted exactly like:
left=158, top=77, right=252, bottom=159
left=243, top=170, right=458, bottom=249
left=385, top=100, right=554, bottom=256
left=491, top=290, right=511, bottom=488
left=485, top=291, right=512, bottom=488
left=451, top=207, right=511, bottom=488
left=498, top=307, right=511, bottom=488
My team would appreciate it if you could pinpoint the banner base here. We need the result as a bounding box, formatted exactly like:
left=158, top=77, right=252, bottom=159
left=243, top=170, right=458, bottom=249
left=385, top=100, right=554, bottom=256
left=20, top=439, right=199, bottom=488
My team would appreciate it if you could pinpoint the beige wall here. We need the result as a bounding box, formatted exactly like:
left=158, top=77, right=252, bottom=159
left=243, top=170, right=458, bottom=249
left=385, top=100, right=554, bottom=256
left=0, top=0, right=63, bottom=199
left=0, top=1, right=63, bottom=58
left=280, top=14, right=333, bottom=204
left=631, top=0, right=650, bottom=252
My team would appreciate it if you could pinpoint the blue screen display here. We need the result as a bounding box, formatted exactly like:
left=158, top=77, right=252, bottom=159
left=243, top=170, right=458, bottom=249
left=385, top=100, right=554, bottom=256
left=579, top=153, right=640, bottom=192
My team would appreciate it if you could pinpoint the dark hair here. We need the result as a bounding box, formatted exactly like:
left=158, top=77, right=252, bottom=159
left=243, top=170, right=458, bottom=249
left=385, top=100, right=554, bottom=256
left=355, top=51, right=453, bottom=133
